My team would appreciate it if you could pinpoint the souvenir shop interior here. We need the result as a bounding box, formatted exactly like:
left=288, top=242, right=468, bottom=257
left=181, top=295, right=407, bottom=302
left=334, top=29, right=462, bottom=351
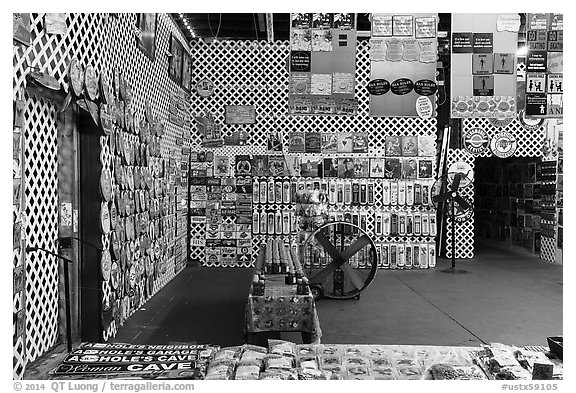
left=12, top=12, right=563, bottom=381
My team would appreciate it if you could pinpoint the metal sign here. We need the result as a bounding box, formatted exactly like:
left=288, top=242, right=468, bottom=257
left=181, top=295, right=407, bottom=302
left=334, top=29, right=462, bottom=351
left=490, top=131, right=518, bottom=158
left=463, top=128, right=489, bottom=155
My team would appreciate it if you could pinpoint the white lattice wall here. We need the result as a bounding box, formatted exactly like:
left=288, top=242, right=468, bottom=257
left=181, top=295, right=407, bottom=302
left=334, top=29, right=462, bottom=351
left=188, top=40, right=438, bottom=267
left=12, top=12, right=190, bottom=379
left=449, top=118, right=547, bottom=259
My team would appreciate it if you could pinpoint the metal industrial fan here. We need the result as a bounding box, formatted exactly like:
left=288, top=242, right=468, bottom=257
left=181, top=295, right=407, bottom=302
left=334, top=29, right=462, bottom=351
left=432, top=162, right=474, bottom=273
left=302, top=221, right=378, bottom=300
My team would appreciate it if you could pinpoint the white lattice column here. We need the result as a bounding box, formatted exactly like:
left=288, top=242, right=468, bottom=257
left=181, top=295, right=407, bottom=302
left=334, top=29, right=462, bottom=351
left=445, top=149, right=475, bottom=259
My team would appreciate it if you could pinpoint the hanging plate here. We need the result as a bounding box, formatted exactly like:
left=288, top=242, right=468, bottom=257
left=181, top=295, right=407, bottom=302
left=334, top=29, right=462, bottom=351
left=100, top=104, right=113, bottom=135
left=113, top=68, right=121, bottom=99
left=101, top=249, right=112, bottom=282
left=99, top=169, right=112, bottom=202
left=69, top=58, right=85, bottom=96
left=119, top=71, right=127, bottom=101
left=86, top=99, right=100, bottom=126
left=145, top=101, right=153, bottom=122
left=84, top=65, right=99, bottom=100
left=100, top=201, right=111, bottom=235
left=100, top=72, right=111, bottom=104
left=109, top=202, right=117, bottom=230
left=111, top=230, right=121, bottom=259
left=110, top=261, right=119, bottom=289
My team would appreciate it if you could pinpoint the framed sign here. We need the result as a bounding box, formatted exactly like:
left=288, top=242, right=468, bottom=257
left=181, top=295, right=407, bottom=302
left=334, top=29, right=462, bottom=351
left=181, top=51, right=192, bottom=93
left=13, top=13, right=31, bottom=46
left=136, top=13, right=157, bottom=61
left=224, top=105, right=256, bottom=124
left=168, top=34, right=184, bottom=86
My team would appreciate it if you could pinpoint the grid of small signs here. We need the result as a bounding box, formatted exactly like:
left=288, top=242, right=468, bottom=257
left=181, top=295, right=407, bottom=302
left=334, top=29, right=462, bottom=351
left=188, top=39, right=438, bottom=269
left=524, top=13, right=563, bottom=118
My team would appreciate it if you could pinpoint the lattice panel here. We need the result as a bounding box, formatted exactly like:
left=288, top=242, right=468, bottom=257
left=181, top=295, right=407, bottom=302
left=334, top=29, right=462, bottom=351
left=13, top=13, right=191, bottom=377
left=22, top=93, right=60, bottom=364
left=540, top=236, right=556, bottom=263
left=462, top=118, right=546, bottom=157
left=188, top=40, right=437, bottom=267
left=445, top=149, right=475, bottom=259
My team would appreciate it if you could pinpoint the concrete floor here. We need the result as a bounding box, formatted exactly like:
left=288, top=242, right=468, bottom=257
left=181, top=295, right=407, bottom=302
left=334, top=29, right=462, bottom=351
left=114, top=242, right=563, bottom=348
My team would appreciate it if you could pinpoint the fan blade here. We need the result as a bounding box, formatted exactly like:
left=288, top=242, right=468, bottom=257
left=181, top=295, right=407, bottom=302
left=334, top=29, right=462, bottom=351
left=314, top=231, right=343, bottom=264
left=432, top=192, right=451, bottom=204
left=450, top=173, right=462, bottom=192
left=310, top=262, right=338, bottom=285
left=341, top=235, right=371, bottom=262
left=341, top=263, right=366, bottom=290
left=454, top=194, right=471, bottom=210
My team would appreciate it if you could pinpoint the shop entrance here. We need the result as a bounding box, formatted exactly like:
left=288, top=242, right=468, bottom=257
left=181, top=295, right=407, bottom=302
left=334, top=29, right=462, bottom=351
left=474, top=156, right=542, bottom=257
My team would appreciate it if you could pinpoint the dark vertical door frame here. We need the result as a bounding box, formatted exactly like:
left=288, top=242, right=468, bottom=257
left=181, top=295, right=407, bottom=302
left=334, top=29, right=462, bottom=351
left=78, top=108, right=103, bottom=342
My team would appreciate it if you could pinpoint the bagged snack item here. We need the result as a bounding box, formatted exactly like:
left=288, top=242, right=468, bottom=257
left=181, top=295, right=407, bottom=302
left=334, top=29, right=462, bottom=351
left=298, top=368, right=331, bottom=380
left=259, top=369, right=298, bottom=380
left=371, top=367, right=397, bottom=380
left=264, top=354, right=295, bottom=370
left=268, top=339, right=296, bottom=357
left=205, top=359, right=236, bottom=380
left=240, top=344, right=268, bottom=362
left=320, top=364, right=346, bottom=377
left=366, top=346, right=389, bottom=358
left=370, top=357, right=393, bottom=368
left=343, top=346, right=364, bottom=357
left=319, top=355, right=341, bottom=367
left=317, top=345, right=342, bottom=356
left=297, top=356, right=318, bottom=369
left=346, top=366, right=370, bottom=378
left=234, top=360, right=262, bottom=380
left=396, top=366, right=422, bottom=380
left=295, top=344, right=317, bottom=356
left=213, top=346, right=243, bottom=361
left=427, top=363, right=459, bottom=380
left=344, top=356, right=369, bottom=367
left=199, top=346, right=219, bottom=361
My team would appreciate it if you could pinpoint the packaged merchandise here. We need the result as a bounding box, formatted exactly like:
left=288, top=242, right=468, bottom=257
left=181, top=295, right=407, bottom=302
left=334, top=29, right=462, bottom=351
left=213, top=346, right=243, bottom=361
left=234, top=360, right=262, bottom=380
left=259, top=369, right=298, bottom=380
left=297, top=368, right=331, bottom=380
left=297, top=356, right=319, bottom=369
left=205, top=359, right=237, bottom=380
left=263, top=354, right=295, bottom=371
left=240, top=345, right=268, bottom=362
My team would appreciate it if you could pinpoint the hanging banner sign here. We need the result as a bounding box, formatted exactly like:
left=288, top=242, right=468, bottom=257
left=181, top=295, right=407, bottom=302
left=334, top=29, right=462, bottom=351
left=372, top=14, right=392, bottom=37
left=525, top=94, right=547, bottom=116
left=390, top=78, right=414, bottom=95
left=527, top=30, right=547, bottom=51
left=526, top=73, right=547, bottom=94
left=452, top=32, right=473, bottom=53
left=290, top=51, right=311, bottom=72
left=472, top=33, right=493, bottom=53
left=415, top=96, right=432, bottom=118
left=496, top=14, right=521, bottom=32
left=224, top=105, right=256, bottom=124
left=367, top=79, right=390, bottom=95
left=413, top=79, right=437, bottom=96
left=547, top=30, right=563, bottom=52
left=526, top=52, right=547, bottom=72
left=473, top=75, right=494, bottom=96
left=463, top=127, right=489, bottom=155
left=493, top=53, right=514, bottom=74
left=53, top=362, right=200, bottom=375
left=490, top=131, right=518, bottom=158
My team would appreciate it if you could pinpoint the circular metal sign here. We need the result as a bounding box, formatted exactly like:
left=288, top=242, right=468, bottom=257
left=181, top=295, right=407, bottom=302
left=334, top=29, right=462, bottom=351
left=69, top=58, right=85, bottom=97
left=490, top=131, right=518, bottom=158
left=100, top=202, right=111, bottom=235
left=84, top=65, right=99, bottom=101
left=518, top=109, right=545, bottom=131
left=452, top=200, right=474, bottom=223
left=447, top=162, right=474, bottom=188
left=196, top=78, right=215, bottom=97
left=101, top=249, right=112, bottom=282
left=463, top=127, right=490, bottom=155
left=488, top=117, right=513, bottom=128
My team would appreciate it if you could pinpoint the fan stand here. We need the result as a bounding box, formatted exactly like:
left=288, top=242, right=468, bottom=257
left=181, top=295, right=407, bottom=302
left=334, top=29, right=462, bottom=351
left=441, top=195, right=469, bottom=274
